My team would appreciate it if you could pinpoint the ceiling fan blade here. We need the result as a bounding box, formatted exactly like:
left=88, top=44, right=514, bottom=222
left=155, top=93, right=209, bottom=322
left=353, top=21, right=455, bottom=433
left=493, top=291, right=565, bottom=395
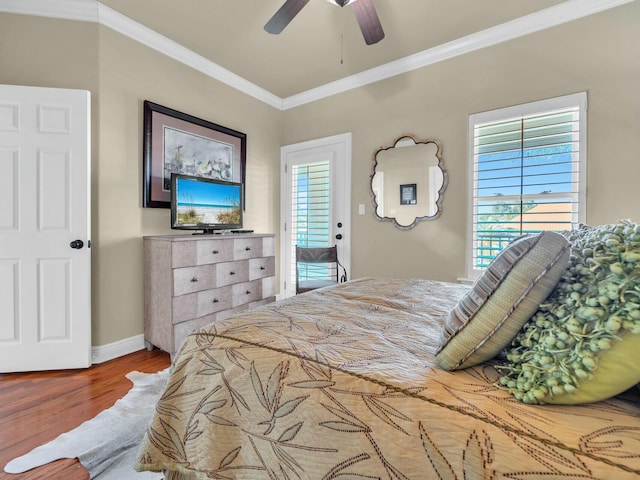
left=264, top=0, right=311, bottom=34
left=351, top=0, right=385, bottom=45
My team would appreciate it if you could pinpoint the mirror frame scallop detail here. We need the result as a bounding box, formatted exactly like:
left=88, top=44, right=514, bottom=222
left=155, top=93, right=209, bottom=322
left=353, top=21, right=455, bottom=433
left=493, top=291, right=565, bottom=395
left=370, top=134, right=447, bottom=230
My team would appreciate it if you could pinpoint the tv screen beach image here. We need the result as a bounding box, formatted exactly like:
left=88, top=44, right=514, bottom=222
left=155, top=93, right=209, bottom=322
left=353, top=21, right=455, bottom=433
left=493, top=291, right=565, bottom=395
left=176, top=179, right=241, bottom=226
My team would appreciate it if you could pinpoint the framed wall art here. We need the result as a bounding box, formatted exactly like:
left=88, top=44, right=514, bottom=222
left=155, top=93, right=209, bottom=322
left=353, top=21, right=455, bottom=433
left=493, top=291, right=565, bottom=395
left=400, top=183, right=417, bottom=205
left=142, top=100, right=246, bottom=208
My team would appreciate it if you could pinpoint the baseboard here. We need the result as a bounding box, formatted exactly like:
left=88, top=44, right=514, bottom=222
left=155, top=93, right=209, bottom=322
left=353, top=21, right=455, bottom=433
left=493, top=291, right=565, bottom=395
left=91, top=334, right=147, bottom=364
left=91, top=297, right=288, bottom=364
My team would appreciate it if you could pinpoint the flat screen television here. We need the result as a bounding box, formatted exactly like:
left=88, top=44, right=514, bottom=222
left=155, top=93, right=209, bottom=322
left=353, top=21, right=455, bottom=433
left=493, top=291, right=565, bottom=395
left=171, top=173, right=243, bottom=234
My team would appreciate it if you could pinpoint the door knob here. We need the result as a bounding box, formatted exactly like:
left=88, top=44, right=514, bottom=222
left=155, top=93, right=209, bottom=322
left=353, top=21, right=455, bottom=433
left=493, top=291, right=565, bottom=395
left=70, top=240, right=84, bottom=249
left=335, top=234, right=343, bottom=240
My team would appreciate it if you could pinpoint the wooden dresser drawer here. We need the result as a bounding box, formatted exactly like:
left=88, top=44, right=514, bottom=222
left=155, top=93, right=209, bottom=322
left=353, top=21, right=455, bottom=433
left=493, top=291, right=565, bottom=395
left=172, top=285, right=233, bottom=323
left=262, top=276, right=276, bottom=298
left=172, top=238, right=234, bottom=267
left=233, top=237, right=263, bottom=260
left=173, top=264, right=217, bottom=296
left=216, top=260, right=249, bottom=286
left=232, top=280, right=263, bottom=307
left=249, top=256, right=275, bottom=280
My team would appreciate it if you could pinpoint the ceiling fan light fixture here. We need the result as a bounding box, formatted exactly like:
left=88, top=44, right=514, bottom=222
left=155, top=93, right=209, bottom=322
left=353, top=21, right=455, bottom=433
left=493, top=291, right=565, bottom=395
left=266, top=0, right=382, bottom=46
left=325, top=0, right=358, bottom=6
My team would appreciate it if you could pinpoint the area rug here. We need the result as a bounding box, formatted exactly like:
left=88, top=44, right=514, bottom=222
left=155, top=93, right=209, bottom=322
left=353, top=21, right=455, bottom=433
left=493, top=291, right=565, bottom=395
left=4, top=368, right=170, bottom=480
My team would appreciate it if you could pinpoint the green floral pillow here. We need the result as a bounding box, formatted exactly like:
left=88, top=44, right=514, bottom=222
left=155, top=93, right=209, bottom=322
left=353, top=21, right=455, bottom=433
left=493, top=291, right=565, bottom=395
left=498, top=220, right=640, bottom=404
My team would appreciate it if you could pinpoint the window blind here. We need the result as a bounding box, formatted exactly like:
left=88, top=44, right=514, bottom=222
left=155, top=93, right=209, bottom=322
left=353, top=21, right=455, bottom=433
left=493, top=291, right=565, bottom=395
left=291, top=161, right=331, bottom=280
left=472, top=103, right=583, bottom=269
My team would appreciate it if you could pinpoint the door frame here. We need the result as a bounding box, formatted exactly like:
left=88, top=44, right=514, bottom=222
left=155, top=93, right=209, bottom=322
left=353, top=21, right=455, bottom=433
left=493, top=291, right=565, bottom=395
left=279, top=132, right=352, bottom=298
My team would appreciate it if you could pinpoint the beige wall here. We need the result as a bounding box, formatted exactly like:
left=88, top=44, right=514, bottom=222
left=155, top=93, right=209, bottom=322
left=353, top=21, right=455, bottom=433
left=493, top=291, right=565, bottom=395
left=0, top=13, right=283, bottom=346
left=93, top=27, right=283, bottom=345
left=282, top=1, right=640, bottom=283
left=1, top=2, right=638, bottom=348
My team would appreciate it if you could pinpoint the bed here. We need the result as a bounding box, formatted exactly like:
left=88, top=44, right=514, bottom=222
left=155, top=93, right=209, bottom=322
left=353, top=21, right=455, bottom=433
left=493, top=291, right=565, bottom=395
left=135, top=275, right=640, bottom=480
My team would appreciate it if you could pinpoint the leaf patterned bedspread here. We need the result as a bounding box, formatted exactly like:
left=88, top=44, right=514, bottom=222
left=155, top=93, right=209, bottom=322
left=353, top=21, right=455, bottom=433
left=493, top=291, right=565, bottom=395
left=135, top=277, right=640, bottom=479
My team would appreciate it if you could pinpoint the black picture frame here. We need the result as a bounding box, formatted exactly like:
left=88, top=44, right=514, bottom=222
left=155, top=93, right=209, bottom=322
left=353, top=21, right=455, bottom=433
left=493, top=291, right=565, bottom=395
left=142, top=100, right=246, bottom=209
left=400, top=183, right=417, bottom=205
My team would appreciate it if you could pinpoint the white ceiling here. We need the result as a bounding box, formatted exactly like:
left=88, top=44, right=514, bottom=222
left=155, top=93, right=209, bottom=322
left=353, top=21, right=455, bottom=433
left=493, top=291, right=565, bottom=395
left=99, top=0, right=568, bottom=100
left=1, top=0, right=634, bottom=108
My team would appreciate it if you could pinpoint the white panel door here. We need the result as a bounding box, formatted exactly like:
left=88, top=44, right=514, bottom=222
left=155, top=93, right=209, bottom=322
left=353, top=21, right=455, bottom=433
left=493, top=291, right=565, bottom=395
left=280, top=133, right=351, bottom=298
left=0, top=84, right=91, bottom=372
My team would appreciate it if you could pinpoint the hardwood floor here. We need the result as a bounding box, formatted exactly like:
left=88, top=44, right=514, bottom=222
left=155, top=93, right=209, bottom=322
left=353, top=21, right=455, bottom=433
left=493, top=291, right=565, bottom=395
left=0, top=349, right=171, bottom=480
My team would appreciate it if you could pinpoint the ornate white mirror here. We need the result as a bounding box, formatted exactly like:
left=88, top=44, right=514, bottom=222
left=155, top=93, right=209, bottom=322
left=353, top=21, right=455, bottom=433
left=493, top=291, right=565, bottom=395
left=370, top=135, right=447, bottom=229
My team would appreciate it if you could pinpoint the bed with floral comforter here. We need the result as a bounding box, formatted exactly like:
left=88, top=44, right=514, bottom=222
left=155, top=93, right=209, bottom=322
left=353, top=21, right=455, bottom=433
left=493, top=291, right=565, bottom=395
left=135, top=277, right=640, bottom=479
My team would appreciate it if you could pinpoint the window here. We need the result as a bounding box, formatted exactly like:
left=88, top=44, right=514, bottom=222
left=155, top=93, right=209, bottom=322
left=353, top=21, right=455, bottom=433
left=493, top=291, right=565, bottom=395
left=467, top=92, right=587, bottom=278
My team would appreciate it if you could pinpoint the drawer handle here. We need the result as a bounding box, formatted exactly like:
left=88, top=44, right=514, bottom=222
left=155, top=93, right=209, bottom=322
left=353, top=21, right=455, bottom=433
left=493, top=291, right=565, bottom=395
left=191, top=276, right=198, bottom=282
left=229, top=271, right=235, bottom=275
left=246, top=290, right=251, bottom=295
left=212, top=298, right=219, bottom=303
left=245, top=246, right=251, bottom=251
left=260, top=266, right=265, bottom=270
left=212, top=249, right=219, bottom=254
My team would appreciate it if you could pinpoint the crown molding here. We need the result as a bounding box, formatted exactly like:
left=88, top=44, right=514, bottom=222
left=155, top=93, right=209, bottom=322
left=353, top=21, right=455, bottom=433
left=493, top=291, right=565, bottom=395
left=282, top=0, right=636, bottom=109
left=0, top=0, right=97, bottom=21
left=0, top=0, right=282, bottom=109
left=0, top=0, right=634, bottom=111
left=95, top=3, right=283, bottom=109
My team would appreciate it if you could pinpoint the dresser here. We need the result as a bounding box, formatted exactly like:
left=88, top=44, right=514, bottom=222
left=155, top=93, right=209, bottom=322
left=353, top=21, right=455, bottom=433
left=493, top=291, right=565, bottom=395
left=143, top=233, right=276, bottom=354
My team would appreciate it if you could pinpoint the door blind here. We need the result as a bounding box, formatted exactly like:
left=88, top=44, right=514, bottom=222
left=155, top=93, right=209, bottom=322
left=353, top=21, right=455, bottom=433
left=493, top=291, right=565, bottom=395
left=290, top=161, right=331, bottom=280
left=472, top=105, right=582, bottom=269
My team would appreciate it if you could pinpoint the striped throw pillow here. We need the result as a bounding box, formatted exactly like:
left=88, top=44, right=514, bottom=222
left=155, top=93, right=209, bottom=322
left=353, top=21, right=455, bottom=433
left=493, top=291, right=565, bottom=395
left=436, top=231, right=570, bottom=371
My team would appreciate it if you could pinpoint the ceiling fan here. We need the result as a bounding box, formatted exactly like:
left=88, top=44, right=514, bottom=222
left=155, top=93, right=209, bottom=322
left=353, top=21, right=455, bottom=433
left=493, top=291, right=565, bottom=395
left=265, top=0, right=385, bottom=45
